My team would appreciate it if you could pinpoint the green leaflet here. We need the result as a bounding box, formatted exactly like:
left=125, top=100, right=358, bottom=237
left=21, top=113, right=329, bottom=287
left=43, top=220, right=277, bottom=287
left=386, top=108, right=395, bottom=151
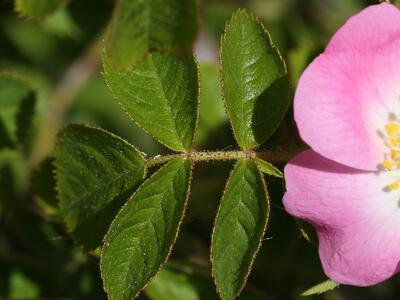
left=221, top=10, right=289, bottom=150
left=104, top=53, right=199, bottom=152
left=295, top=219, right=318, bottom=247
left=54, top=124, right=146, bottom=250
left=8, top=270, right=40, bottom=299
left=101, top=158, right=192, bottom=300
left=301, top=279, right=339, bottom=296
left=0, top=73, right=34, bottom=151
left=103, top=0, right=199, bottom=152
left=145, top=262, right=220, bottom=300
left=145, top=261, right=270, bottom=300
left=211, top=159, right=269, bottom=300
left=254, top=157, right=283, bottom=178
left=106, top=0, right=198, bottom=68
left=41, top=9, right=82, bottom=39
left=15, top=0, right=68, bottom=19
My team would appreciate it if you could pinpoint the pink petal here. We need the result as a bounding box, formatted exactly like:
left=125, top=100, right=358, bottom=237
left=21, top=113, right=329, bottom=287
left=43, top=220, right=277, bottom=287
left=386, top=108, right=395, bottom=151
left=326, top=3, right=400, bottom=54
left=295, top=37, right=400, bottom=171
left=283, top=150, right=400, bottom=286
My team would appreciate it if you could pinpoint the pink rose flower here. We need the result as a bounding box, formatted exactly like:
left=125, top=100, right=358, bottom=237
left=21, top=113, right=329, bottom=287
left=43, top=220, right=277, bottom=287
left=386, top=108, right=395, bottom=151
left=283, top=3, right=400, bottom=286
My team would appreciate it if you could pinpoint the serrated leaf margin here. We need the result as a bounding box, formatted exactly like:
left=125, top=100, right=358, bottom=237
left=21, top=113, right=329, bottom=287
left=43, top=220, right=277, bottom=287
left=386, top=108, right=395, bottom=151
left=99, top=157, right=194, bottom=299
left=210, top=159, right=270, bottom=300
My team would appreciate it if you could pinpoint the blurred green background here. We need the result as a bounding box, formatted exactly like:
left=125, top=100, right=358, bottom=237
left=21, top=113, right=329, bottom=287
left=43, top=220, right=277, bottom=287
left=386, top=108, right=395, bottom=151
left=1, top=0, right=399, bottom=299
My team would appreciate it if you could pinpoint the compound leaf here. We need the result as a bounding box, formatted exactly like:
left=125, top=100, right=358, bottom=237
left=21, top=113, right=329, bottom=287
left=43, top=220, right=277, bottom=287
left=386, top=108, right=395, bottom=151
left=101, top=158, right=192, bottom=300
left=211, top=159, right=269, bottom=300
left=54, top=124, right=146, bottom=250
left=221, top=10, right=289, bottom=150
left=104, top=53, right=198, bottom=152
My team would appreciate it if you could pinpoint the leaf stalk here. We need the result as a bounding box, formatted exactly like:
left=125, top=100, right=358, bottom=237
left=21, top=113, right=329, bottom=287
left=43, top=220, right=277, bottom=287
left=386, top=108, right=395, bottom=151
left=145, top=145, right=306, bottom=169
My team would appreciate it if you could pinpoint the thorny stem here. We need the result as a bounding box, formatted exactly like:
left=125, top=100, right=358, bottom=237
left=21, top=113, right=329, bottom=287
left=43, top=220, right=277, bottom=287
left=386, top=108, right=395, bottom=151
left=29, top=35, right=102, bottom=168
left=145, top=145, right=306, bottom=169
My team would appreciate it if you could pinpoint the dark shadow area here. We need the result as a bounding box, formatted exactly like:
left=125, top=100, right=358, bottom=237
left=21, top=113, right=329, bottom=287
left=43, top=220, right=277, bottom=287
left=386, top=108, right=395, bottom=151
left=252, top=75, right=291, bottom=146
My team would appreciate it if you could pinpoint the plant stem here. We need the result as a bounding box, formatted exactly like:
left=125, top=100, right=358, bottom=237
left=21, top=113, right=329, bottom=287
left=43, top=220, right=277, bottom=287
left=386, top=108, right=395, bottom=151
left=190, top=150, right=253, bottom=161
left=145, top=146, right=304, bottom=169
left=146, top=150, right=252, bottom=168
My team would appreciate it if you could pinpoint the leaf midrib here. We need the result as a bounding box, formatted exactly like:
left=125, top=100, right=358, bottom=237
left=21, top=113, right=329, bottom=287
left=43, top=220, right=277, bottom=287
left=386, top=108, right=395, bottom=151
left=120, top=165, right=185, bottom=299
left=150, top=56, right=185, bottom=150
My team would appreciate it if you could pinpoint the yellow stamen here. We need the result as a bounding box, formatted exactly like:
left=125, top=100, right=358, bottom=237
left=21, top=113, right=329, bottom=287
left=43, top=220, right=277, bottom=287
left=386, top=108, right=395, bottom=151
left=383, top=160, right=393, bottom=170
left=386, top=122, right=400, bottom=136
left=390, top=136, right=399, bottom=146
left=381, top=119, right=400, bottom=177
left=388, top=182, right=400, bottom=190
left=391, top=149, right=400, bottom=161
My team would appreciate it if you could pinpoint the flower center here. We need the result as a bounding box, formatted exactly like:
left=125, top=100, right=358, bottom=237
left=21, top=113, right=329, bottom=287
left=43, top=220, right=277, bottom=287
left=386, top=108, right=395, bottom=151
left=382, top=121, right=400, bottom=190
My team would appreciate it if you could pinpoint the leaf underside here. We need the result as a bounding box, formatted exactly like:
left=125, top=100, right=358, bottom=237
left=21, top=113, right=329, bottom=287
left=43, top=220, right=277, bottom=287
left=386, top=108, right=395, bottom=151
left=221, top=10, right=289, bottom=150
left=54, top=124, right=146, bottom=250
left=211, top=159, right=269, bottom=300
left=101, top=158, right=192, bottom=300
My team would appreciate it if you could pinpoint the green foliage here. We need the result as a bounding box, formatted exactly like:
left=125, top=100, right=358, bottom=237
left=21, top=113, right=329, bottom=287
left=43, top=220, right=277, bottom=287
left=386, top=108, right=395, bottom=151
left=104, top=53, right=199, bottom=152
left=145, top=262, right=220, bottom=300
left=0, top=72, right=39, bottom=155
left=54, top=124, right=146, bottom=250
left=15, top=0, right=68, bottom=19
left=0, top=73, right=30, bottom=148
left=220, top=10, right=289, bottom=150
left=101, top=158, right=192, bottom=300
left=301, top=279, right=339, bottom=296
left=105, top=0, right=198, bottom=68
left=41, top=9, right=81, bottom=39
left=2, top=0, right=368, bottom=299
left=211, top=160, right=269, bottom=300
left=8, top=270, right=40, bottom=299
left=255, top=157, right=283, bottom=177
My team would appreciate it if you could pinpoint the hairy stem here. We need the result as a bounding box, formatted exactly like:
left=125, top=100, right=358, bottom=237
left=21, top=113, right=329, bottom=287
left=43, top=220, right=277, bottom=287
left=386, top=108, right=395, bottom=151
left=145, top=146, right=304, bottom=169
left=190, top=150, right=253, bottom=161
left=146, top=151, right=252, bottom=168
